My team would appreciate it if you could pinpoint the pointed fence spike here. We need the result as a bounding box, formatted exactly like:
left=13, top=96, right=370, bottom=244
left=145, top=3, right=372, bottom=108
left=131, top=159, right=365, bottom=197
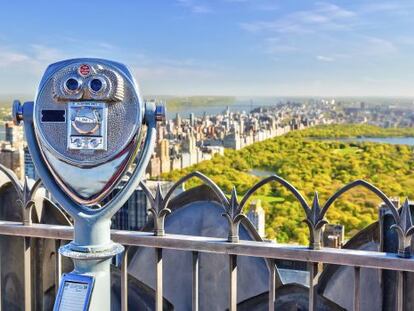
left=231, top=187, right=238, bottom=203
left=304, top=191, right=327, bottom=250
left=400, top=198, right=413, bottom=232
left=310, top=192, right=321, bottom=224
left=149, top=183, right=171, bottom=236
left=23, top=176, right=30, bottom=203
left=154, top=183, right=165, bottom=212
left=229, top=187, right=239, bottom=215
left=222, top=187, right=245, bottom=243
left=155, top=183, right=164, bottom=199
left=392, top=198, right=414, bottom=258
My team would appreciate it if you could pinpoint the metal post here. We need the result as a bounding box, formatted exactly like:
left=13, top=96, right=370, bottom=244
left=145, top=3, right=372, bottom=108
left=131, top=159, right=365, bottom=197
left=353, top=267, right=360, bottom=311
left=268, top=259, right=276, bottom=311
left=121, top=247, right=129, bottom=311
left=396, top=271, right=404, bottom=311
left=24, top=237, right=32, bottom=311
left=192, top=251, right=199, bottom=311
left=0, top=245, right=1, bottom=311
left=308, top=262, right=316, bottom=311
left=54, top=240, right=62, bottom=296
left=229, top=254, right=237, bottom=311
left=156, top=248, right=163, bottom=311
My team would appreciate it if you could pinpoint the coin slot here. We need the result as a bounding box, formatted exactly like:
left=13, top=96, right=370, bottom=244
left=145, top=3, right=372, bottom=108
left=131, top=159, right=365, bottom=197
left=41, top=110, right=66, bottom=122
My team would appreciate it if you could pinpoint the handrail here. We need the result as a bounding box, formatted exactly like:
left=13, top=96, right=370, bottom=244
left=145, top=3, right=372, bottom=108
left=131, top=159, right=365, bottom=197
left=0, top=220, right=413, bottom=272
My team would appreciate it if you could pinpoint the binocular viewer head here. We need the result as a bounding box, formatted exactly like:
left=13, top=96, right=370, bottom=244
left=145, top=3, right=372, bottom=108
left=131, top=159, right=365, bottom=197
left=21, top=58, right=151, bottom=206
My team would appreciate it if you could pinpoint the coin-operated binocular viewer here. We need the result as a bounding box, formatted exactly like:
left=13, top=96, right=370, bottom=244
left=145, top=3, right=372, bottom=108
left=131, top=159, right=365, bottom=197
left=13, top=59, right=164, bottom=310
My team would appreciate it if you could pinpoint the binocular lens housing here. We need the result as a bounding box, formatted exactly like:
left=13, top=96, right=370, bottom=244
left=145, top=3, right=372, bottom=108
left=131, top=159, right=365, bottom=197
left=89, top=78, right=104, bottom=93
left=65, top=78, right=81, bottom=93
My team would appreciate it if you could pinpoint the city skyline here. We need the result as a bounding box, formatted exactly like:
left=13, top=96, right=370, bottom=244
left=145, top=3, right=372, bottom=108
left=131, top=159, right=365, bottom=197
left=0, top=1, right=414, bottom=97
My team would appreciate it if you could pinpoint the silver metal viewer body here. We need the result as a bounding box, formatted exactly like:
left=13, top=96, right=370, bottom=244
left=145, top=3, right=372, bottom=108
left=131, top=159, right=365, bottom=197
left=13, top=58, right=162, bottom=310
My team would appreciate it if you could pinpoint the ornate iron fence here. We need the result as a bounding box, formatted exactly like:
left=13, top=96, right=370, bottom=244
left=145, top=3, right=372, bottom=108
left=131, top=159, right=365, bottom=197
left=0, top=164, right=412, bottom=311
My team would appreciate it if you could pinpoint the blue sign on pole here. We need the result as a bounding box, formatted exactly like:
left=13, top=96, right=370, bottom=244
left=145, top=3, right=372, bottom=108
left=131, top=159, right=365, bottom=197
left=54, top=274, right=95, bottom=311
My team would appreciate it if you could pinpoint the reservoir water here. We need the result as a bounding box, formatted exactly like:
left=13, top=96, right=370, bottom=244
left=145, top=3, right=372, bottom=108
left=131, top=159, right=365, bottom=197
left=336, top=137, right=414, bottom=146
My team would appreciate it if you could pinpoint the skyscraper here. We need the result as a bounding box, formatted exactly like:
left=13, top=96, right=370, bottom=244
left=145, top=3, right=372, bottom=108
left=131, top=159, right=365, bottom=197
left=110, top=180, right=180, bottom=231
left=190, top=113, right=195, bottom=127
left=24, top=146, right=38, bottom=180
left=5, top=122, right=23, bottom=148
left=247, top=199, right=265, bottom=237
left=175, top=113, right=182, bottom=128
left=5, top=122, right=14, bottom=146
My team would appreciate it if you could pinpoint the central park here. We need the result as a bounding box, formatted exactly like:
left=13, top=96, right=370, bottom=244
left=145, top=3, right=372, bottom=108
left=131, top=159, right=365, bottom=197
left=162, top=124, right=414, bottom=244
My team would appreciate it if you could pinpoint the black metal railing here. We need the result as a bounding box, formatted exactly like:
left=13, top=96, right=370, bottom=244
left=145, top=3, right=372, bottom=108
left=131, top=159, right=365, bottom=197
left=0, top=165, right=412, bottom=311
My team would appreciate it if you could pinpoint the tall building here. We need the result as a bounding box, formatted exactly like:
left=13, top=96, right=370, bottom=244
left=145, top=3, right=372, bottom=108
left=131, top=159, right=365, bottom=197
left=223, top=131, right=241, bottom=150
left=5, top=123, right=14, bottom=146
left=190, top=113, right=195, bottom=127
left=0, top=142, right=24, bottom=180
left=24, top=146, right=38, bottom=180
left=157, top=139, right=169, bottom=159
left=147, top=154, right=161, bottom=178
left=182, top=132, right=197, bottom=165
left=175, top=113, right=182, bottom=128
left=111, top=180, right=181, bottom=231
left=110, top=186, right=149, bottom=231
left=158, top=139, right=170, bottom=174
left=4, top=122, right=23, bottom=148
left=323, top=224, right=345, bottom=248
left=247, top=199, right=265, bottom=237
left=225, top=105, right=230, bottom=117
left=184, top=132, right=196, bottom=153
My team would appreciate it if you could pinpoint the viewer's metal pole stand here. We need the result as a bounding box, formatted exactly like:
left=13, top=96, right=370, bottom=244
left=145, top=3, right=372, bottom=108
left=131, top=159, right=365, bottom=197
left=59, top=218, right=123, bottom=310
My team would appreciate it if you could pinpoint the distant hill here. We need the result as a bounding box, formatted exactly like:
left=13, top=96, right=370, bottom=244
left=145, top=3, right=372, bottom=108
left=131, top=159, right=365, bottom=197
left=0, top=95, right=237, bottom=110
left=149, top=96, right=236, bottom=111
left=0, top=94, right=34, bottom=108
left=0, top=100, right=13, bottom=108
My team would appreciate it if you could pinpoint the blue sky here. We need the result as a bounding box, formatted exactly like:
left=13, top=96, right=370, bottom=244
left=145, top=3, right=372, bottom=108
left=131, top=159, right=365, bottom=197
left=0, top=0, right=413, bottom=97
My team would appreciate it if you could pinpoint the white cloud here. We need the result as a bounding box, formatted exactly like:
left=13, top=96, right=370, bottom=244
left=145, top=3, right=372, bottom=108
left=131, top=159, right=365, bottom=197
left=241, top=2, right=356, bottom=35
left=176, top=0, right=212, bottom=14
left=223, top=0, right=278, bottom=11
left=359, top=2, right=414, bottom=14
left=264, top=38, right=298, bottom=54
left=192, top=5, right=211, bottom=13
left=317, top=55, right=334, bottom=62
left=30, top=44, right=65, bottom=62
left=135, top=65, right=215, bottom=80
left=0, top=43, right=221, bottom=96
left=0, top=45, right=65, bottom=75
left=0, top=50, right=30, bottom=67
left=363, top=37, right=398, bottom=55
